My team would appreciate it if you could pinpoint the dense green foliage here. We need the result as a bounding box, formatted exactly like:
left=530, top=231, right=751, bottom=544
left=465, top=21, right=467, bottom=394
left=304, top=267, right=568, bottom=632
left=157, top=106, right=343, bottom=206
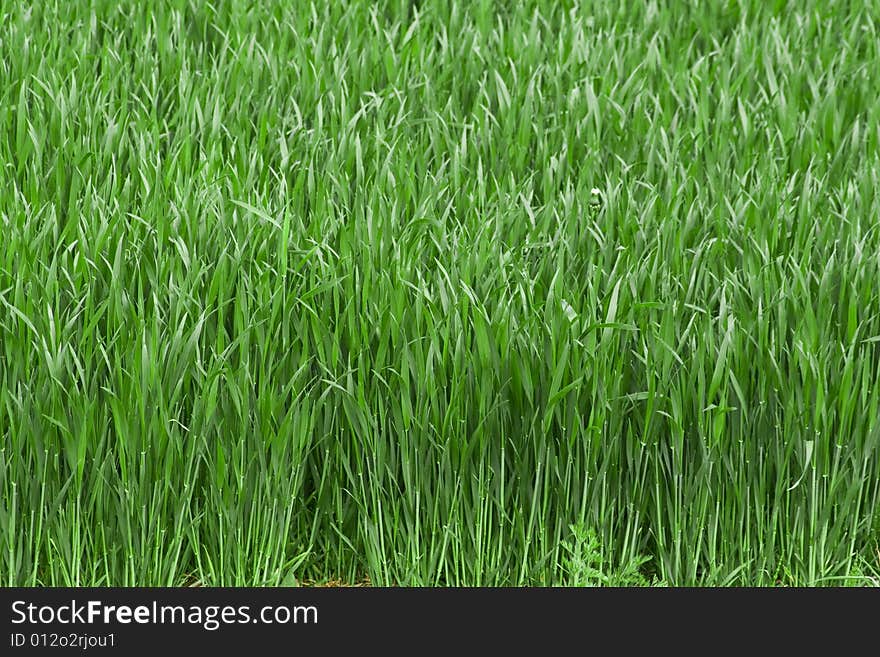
left=2, top=1, right=879, bottom=585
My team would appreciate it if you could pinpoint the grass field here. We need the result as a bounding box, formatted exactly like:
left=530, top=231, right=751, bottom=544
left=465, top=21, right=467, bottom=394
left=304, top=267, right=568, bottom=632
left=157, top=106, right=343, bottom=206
left=2, top=0, right=879, bottom=586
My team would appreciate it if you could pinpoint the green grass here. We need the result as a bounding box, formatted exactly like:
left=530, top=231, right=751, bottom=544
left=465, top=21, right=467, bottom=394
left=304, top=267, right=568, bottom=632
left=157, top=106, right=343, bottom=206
left=1, top=0, right=879, bottom=586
